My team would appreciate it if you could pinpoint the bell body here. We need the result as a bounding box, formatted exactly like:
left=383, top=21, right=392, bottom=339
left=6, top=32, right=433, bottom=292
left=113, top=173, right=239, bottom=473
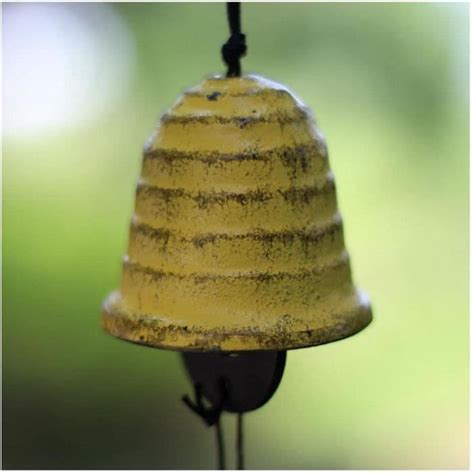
left=102, top=75, right=372, bottom=351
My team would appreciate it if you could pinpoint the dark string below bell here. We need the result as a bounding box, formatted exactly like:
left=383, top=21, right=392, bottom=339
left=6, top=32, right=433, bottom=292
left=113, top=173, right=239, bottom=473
left=237, top=413, right=244, bottom=470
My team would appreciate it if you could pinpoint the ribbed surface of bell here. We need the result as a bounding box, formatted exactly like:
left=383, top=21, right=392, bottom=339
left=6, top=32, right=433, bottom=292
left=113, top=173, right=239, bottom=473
left=102, top=74, right=372, bottom=351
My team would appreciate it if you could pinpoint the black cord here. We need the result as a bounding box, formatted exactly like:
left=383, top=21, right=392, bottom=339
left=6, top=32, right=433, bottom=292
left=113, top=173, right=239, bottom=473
left=221, top=2, right=247, bottom=77
left=236, top=413, right=244, bottom=470
left=215, top=419, right=226, bottom=470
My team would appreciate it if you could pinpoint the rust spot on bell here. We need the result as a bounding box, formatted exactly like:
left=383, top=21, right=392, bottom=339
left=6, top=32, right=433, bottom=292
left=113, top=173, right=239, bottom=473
left=102, top=74, right=372, bottom=352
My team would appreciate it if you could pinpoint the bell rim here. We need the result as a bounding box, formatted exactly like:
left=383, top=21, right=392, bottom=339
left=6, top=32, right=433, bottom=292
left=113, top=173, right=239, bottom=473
left=101, top=290, right=372, bottom=353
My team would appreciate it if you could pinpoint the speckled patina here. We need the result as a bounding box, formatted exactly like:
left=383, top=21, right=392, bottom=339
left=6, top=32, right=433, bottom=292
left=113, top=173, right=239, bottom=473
left=102, top=74, right=372, bottom=351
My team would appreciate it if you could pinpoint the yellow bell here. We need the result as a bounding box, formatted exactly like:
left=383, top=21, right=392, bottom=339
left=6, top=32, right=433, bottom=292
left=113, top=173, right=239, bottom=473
left=102, top=74, right=372, bottom=352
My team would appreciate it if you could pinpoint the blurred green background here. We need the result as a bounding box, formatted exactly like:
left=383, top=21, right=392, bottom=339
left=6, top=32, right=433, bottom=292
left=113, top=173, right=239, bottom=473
left=3, top=2, right=469, bottom=469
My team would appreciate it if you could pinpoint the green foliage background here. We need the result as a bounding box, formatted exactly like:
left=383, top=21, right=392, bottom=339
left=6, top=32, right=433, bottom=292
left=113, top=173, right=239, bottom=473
left=3, top=2, right=469, bottom=469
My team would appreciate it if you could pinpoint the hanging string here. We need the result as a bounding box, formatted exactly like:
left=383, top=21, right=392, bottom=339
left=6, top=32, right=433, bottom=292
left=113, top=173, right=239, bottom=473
left=221, top=2, right=247, bottom=77
left=215, top=418, right=226, bottom=470
left=236, top=413, right=244, bottom=470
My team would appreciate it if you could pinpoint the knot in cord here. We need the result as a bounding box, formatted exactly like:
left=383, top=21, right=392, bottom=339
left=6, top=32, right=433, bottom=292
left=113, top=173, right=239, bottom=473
left=221, top=3, right=246, bottom=77
left=222, top=33, right=247, bottom=77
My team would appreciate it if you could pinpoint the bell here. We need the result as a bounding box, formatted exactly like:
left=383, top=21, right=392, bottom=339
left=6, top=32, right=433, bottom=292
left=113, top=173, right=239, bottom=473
left=102, top=74, right=372, bottom=352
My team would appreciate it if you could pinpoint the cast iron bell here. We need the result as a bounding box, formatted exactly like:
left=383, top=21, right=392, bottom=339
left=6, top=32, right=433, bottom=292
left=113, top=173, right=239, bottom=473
left=102, top=74, right=372, bottom=351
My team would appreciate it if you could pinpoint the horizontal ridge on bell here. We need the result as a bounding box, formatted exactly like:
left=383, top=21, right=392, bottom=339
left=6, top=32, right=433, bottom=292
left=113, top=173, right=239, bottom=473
left=135, top=175, right=336, bottom=206
left=150, top=122, right=319, bottom=154
left=127, top=215, right=344, bottom=274
left=102, top=74, right=372, bottom=351
left=142, top=144, right=329, bottom=193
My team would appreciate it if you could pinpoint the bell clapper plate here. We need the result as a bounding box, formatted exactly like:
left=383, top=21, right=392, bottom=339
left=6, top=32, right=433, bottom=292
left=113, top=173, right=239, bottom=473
left=182, top=350, right=287, bottom=414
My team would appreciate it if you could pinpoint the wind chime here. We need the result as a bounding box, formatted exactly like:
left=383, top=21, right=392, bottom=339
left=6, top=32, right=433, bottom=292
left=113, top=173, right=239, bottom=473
left=102, top=3, right=372, bottom=469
